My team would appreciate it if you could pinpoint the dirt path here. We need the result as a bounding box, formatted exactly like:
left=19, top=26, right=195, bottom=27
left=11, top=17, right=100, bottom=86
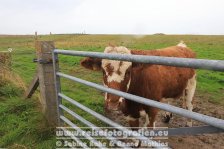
left=105, top=94, right=224, bottom=149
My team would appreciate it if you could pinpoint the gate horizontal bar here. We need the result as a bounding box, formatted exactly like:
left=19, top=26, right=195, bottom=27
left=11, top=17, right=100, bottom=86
left=57, top=72, right=224, bottom=130
left=163, top=125, right=224, bottom=136
left=60, top=115, right=105, bottom=149
left=60, top=127, right=89, bottom=149
left=60, top=104, right=224, bottom=136
left=54, top=49, right=224, bottom=72
left=59, top=104, right=95, bottom=127
left=59, top=104, right=132, bottom=149
left=59, top=93, right=165, bottom=149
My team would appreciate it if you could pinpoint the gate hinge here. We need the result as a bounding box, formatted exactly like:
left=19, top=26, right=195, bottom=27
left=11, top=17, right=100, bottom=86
left=33, top=58, right=57, bottom=64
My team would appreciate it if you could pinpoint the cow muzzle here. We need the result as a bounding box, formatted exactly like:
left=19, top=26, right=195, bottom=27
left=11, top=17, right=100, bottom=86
left=107, top=103, right=119, bottom=111
left=105, top=100, right=122, bottom=111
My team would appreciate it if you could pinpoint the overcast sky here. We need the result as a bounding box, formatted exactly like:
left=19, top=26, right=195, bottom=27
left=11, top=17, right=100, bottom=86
left=0, top=0, right=224, bottom=35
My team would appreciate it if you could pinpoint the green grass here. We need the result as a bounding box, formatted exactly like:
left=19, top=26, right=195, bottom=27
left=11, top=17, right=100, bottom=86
left=0, top=80, right=55, bottom=148
left=0, top=34, right=224, bottom=148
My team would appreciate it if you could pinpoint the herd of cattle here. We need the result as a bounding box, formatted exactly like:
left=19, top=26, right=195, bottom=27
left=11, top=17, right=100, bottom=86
left=80, top=41, right=197, bottom=129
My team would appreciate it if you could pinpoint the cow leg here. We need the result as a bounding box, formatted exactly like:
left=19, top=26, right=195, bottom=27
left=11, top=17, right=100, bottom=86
left=127, top=116, right=139, bottom=130
left=162, top=98, right=173, bottom=123
left=144, top=113, right=150, bottom=127
left=185, top=75, right=197, bottom=127
left=147, top=108, right=158, bottom=129
left=127, top=116, right=141, bottom=147
left=139, top=110, right=150, bottom=127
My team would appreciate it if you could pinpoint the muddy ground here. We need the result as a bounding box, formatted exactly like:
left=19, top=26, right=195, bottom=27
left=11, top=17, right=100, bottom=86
left=105, top=93, right=224, bottom=149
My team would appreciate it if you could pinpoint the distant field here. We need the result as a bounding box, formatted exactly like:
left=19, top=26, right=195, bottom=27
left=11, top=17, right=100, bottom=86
left=0, top=34, right=224, bottom=148
left=0, top=34, right=223, bottom=102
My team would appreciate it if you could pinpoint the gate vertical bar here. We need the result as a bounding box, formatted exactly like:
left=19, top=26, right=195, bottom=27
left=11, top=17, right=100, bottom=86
left=52, top=49, right=63, bottom=126
left=36, top=41, right=60, bottom=127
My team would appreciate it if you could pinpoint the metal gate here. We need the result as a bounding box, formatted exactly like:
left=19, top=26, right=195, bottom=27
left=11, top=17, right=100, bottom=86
left=52, top=49, right=224, bottom=148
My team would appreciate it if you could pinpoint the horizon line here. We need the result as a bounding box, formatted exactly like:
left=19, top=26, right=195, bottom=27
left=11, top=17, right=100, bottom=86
left=0, top=33, right=224, bottom=36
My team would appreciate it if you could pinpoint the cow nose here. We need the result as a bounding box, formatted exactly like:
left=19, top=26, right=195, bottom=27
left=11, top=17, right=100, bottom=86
left=106, top=102, right=119, bottom=111
left=107, top=105, right=118, bottom=111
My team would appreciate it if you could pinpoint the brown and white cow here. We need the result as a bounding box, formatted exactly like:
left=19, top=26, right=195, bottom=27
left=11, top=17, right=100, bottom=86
left=80, top=42, right=196, bottom=128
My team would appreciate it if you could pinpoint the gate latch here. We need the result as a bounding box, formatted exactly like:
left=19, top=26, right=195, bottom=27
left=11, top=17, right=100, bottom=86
left=33, top=58, right=53, bottom=64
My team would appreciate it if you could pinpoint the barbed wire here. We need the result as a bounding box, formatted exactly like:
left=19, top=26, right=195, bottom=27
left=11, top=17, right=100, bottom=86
left=11, top=61, right=36, bottom=67
left=12, top=52, right=36, bottom=55
left=0, top=59, right=37, bottom=70
left=0, top=62, right=35, bottom=79
left=0, top=48, right=36, bottom=55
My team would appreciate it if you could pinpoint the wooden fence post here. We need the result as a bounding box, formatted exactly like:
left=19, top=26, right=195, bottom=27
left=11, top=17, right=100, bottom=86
left=36, top=41, right=59, bottom=127
left=35, top=31, right=38, bottom=40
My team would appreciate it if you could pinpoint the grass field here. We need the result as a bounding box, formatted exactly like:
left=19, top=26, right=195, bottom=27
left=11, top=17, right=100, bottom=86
left=0, top=34, right=224, bottom=148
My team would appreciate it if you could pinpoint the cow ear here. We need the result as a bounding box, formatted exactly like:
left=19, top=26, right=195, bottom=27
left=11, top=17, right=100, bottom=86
left=80, top=57, right=102, bottom=71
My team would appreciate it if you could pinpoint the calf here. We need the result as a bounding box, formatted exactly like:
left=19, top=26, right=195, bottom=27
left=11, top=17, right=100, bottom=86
left=80, top=42, right=196, bottom=128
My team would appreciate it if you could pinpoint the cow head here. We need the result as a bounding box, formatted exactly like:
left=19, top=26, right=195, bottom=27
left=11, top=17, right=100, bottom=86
left=81, top=46, right=132, bottom=111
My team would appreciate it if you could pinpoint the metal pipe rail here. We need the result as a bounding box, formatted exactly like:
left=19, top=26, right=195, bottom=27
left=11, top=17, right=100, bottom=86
left=60, top=116, right=105, bottom=149
left=60, top=104, right=223, bottom=137
left=54, top=49, right=224, bottom=72
left=59, top=104, right=132, bottom=149
left=160, top=125, right=224, bottom=136
left=60, top=127, right=90, bottom=149
left=57, top=72, right=224, bottom=130
left=59, top=93, right=164, bottom=149
left=52, top=49, right=224, bottom=149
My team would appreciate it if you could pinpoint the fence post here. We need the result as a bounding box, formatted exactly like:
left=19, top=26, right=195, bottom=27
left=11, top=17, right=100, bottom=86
left=36, top=41, right=60, bottom=127
left=35, top=31, right=38, bottom=40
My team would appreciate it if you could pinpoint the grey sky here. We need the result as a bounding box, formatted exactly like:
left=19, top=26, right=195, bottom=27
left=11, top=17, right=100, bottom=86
left=1, top=0, right=224, bottom=35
